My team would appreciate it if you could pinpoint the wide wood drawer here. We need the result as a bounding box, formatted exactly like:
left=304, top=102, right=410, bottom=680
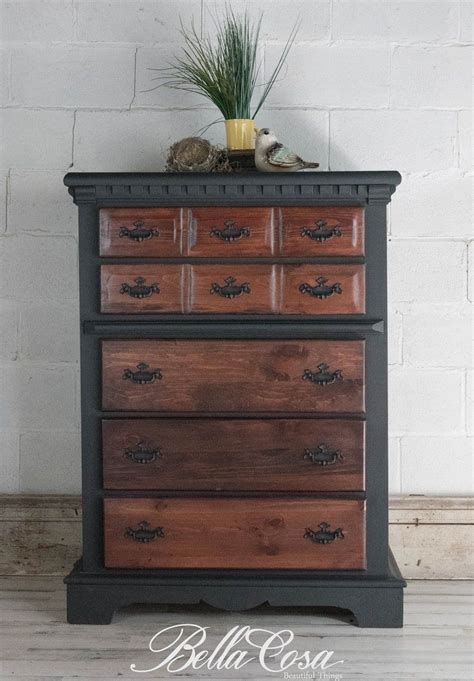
left=280, top=207, right=364, bottom=256
left=100, top=264, right=365, bottom=314
left=102, top=419, right=365, bottom=491
left=100, top=208, right=183, bottom=257
left=104, top=497, right=366, bottom=569
left=101, top=339, right=365, bottom=413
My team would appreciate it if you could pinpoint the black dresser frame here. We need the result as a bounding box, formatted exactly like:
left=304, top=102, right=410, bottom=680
left=64, top=171, right=405, bottom=627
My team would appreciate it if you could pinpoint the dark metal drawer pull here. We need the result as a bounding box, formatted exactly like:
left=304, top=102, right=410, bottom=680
left=210, top=276, right=251, bottom=298
left=125, top=521, right=164, bottom=543
left=299, top=277, right=342, bottom=299
left=302, top=363, right=343, bottom=385
left=304, top=522, right=344, bottom=544
left=119, top=220, right=160, bottom=242
left=304, top=444, right=343, bottom=466
left=120, top=276, right=160, bottom=299
left=301, top=219, right=342, bottom=242
left=209, top=219, right=250, bottom=242
left=122, top=362, right=162, bottom=384
left=125, top=442, right=161, bottom=464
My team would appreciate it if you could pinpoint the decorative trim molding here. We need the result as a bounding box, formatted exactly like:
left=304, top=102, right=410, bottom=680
left=64, top=171, right=401, bottom=206
left=0, top=495, right=471, bottom=578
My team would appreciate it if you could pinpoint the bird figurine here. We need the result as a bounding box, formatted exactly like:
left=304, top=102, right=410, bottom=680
left=254, top=128, right=319, bottom=172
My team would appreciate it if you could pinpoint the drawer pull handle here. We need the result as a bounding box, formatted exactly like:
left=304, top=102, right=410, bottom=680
left=119, top=220, right=160, bottom=242
left=120, top=277, right=160, bottom=299
left=301, top=220, right=342, bottom=242
left=304, top=444, right=343, bottom=466
left=125, top=521, right=164, bottom=543
left=122, top=362, right=162, bottom=384
left=210, top=276, right=251, bottom=299
left=299, top=277, right=342, bottom=299
left=125, top=442, right=161, bottom=464
left=304, top=522, right=344, bottom=544
left=303, top=363, right=343, bottom=386
left=209, top=220, right=250, bottom=242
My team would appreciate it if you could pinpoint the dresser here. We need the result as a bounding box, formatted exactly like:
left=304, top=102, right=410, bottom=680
left=64, top=171, right=405, bottom=627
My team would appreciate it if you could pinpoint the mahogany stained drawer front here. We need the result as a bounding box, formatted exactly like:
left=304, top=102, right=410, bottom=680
left=100, top=263, right=365, bottom=314
left=104, top=497, right=366, bottom=570
left=98, top=206, right=364, bottom=258
left=102, top=339, right=365, bottom=413
left=102, top=419, right=365, bottom=491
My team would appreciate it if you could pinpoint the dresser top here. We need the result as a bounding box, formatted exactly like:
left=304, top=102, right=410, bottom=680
left=64, top=171, right=401, bottom=206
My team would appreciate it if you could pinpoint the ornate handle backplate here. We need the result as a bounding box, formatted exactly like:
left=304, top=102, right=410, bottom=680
left=119, top=220, right=160, bottom=242
left=120, top=277, right=160, bottom=299
left=301, top=220, right=342, bottom=242
left=304, top=444, right=343, bottom=466
left=125, top=442, right=161, bottom=464
left=304, top=522, right=344, bottom=544
left=210, top=276, right=251, bottom=299
left=299, top=277, right=342, bottom=299
left=122, top=362, right=162, bottom=384
left=125, top=521, right=164, bottom=543
left=209, top=220, right=250, bottom=242
left=302, top=363, right=343, bottom=386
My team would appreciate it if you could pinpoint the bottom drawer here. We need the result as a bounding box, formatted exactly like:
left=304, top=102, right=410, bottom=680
left=104, top=497, right=366, bottom=570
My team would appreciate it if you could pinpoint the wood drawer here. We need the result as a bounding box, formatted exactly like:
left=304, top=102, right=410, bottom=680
left=100, top=263, right=365, bottom=314
left=104, top=497, right=366, bottom=569
left=188, top=207, right=274, bottom=257
left=280, top=207, right=364, bottom=256
left=102, top=419, right=365, bottom=491
left=101, top=339, right=365, bottom=413
left=100, top=208, right=183, bottom=257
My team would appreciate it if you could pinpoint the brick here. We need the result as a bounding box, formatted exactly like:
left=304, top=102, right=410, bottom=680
left=0, top=235, right=78, bottom=303
left=10, top=46, right=135, bottom=108
left=459, top=1, right=473, bottom=42
left=0, top=48, right=9, bottom=107
left=7, top=171, right=77, bottom=235
left=19, top=431, right=81, bottom=493
left=391, top=46, right=472, bottom=110
left=0, top=169, right=7, bottom=233
left=403, top=305, right=472, bottom=368
left=0, top=300, right=18, bottom=361
left=73, top=109, right=219, bottom=171
left=389, top=367, right=464, bottom=434
left=0, top=365, right=76, bottom=431
left=466, top=370, right=472, bottom=436
left=255, top=109, right=329, bottom=170
left=389, top=437, right=401, bottom=494
left=330, top=110, right=457, bottom=172
left=75, top=0, right=201, bottom=43
left=1, top=0, right=74, bottom=42
left=400, top=436, right=473, bottom=494
left=20, top=303, right=79, bottom=363
left=388, top=240, right=466, bottom=303
left=332, top=0, right=458, bottom=42
left=468, top=241, right=474, bottom=302
left=390, top=171, right=473, bottom=239
left=0, top=109, right=73, bottom=170
left=134, top=46, right=208, bottom=109
left=458, top=110, right=472, bottom=171
left=264, top=43, right=390, bottom=108
left=202, top=1, right=331, bottom=40
left=0, top=431, right=20, bottom=493
left=388, top=308, right=402, bottom=365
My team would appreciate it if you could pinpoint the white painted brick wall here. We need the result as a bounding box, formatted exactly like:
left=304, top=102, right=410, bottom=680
left=0, top=0, right=472, bottom=495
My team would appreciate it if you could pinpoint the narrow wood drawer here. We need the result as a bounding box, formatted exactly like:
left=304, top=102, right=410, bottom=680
left=102, top=419, right=365, bottom=491
left=100, top=263, right=365, bottom=314
left=188, top=207, right=274, bottom=257
left=102, top=339, right=365, bottom=413
left=100, top=208, right=183, bottom=257
left=104, top=497, right=366, bottom=569
left=280, top=207, right=364, bottom=256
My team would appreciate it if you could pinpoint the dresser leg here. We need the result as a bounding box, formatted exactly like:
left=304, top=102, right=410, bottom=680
left=350, top=587, right=404, bottom=628
left=66, top=584, right=116, bottom=625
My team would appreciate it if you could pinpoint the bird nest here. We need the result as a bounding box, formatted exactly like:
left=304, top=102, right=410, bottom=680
left=166, top=137, right=233, bottom=173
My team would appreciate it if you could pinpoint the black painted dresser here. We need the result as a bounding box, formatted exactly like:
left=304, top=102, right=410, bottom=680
left=64, top=171, right=405, bottom=627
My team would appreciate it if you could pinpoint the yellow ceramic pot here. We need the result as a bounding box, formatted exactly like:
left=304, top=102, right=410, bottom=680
left=224, top=119, right=256, bottom=150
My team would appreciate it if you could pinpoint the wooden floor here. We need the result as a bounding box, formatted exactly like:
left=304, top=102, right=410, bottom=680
left=0, top=578, right=472, bottom=680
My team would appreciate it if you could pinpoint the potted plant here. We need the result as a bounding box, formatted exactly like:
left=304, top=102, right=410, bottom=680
left=155, top=8, right=298, bottom=151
